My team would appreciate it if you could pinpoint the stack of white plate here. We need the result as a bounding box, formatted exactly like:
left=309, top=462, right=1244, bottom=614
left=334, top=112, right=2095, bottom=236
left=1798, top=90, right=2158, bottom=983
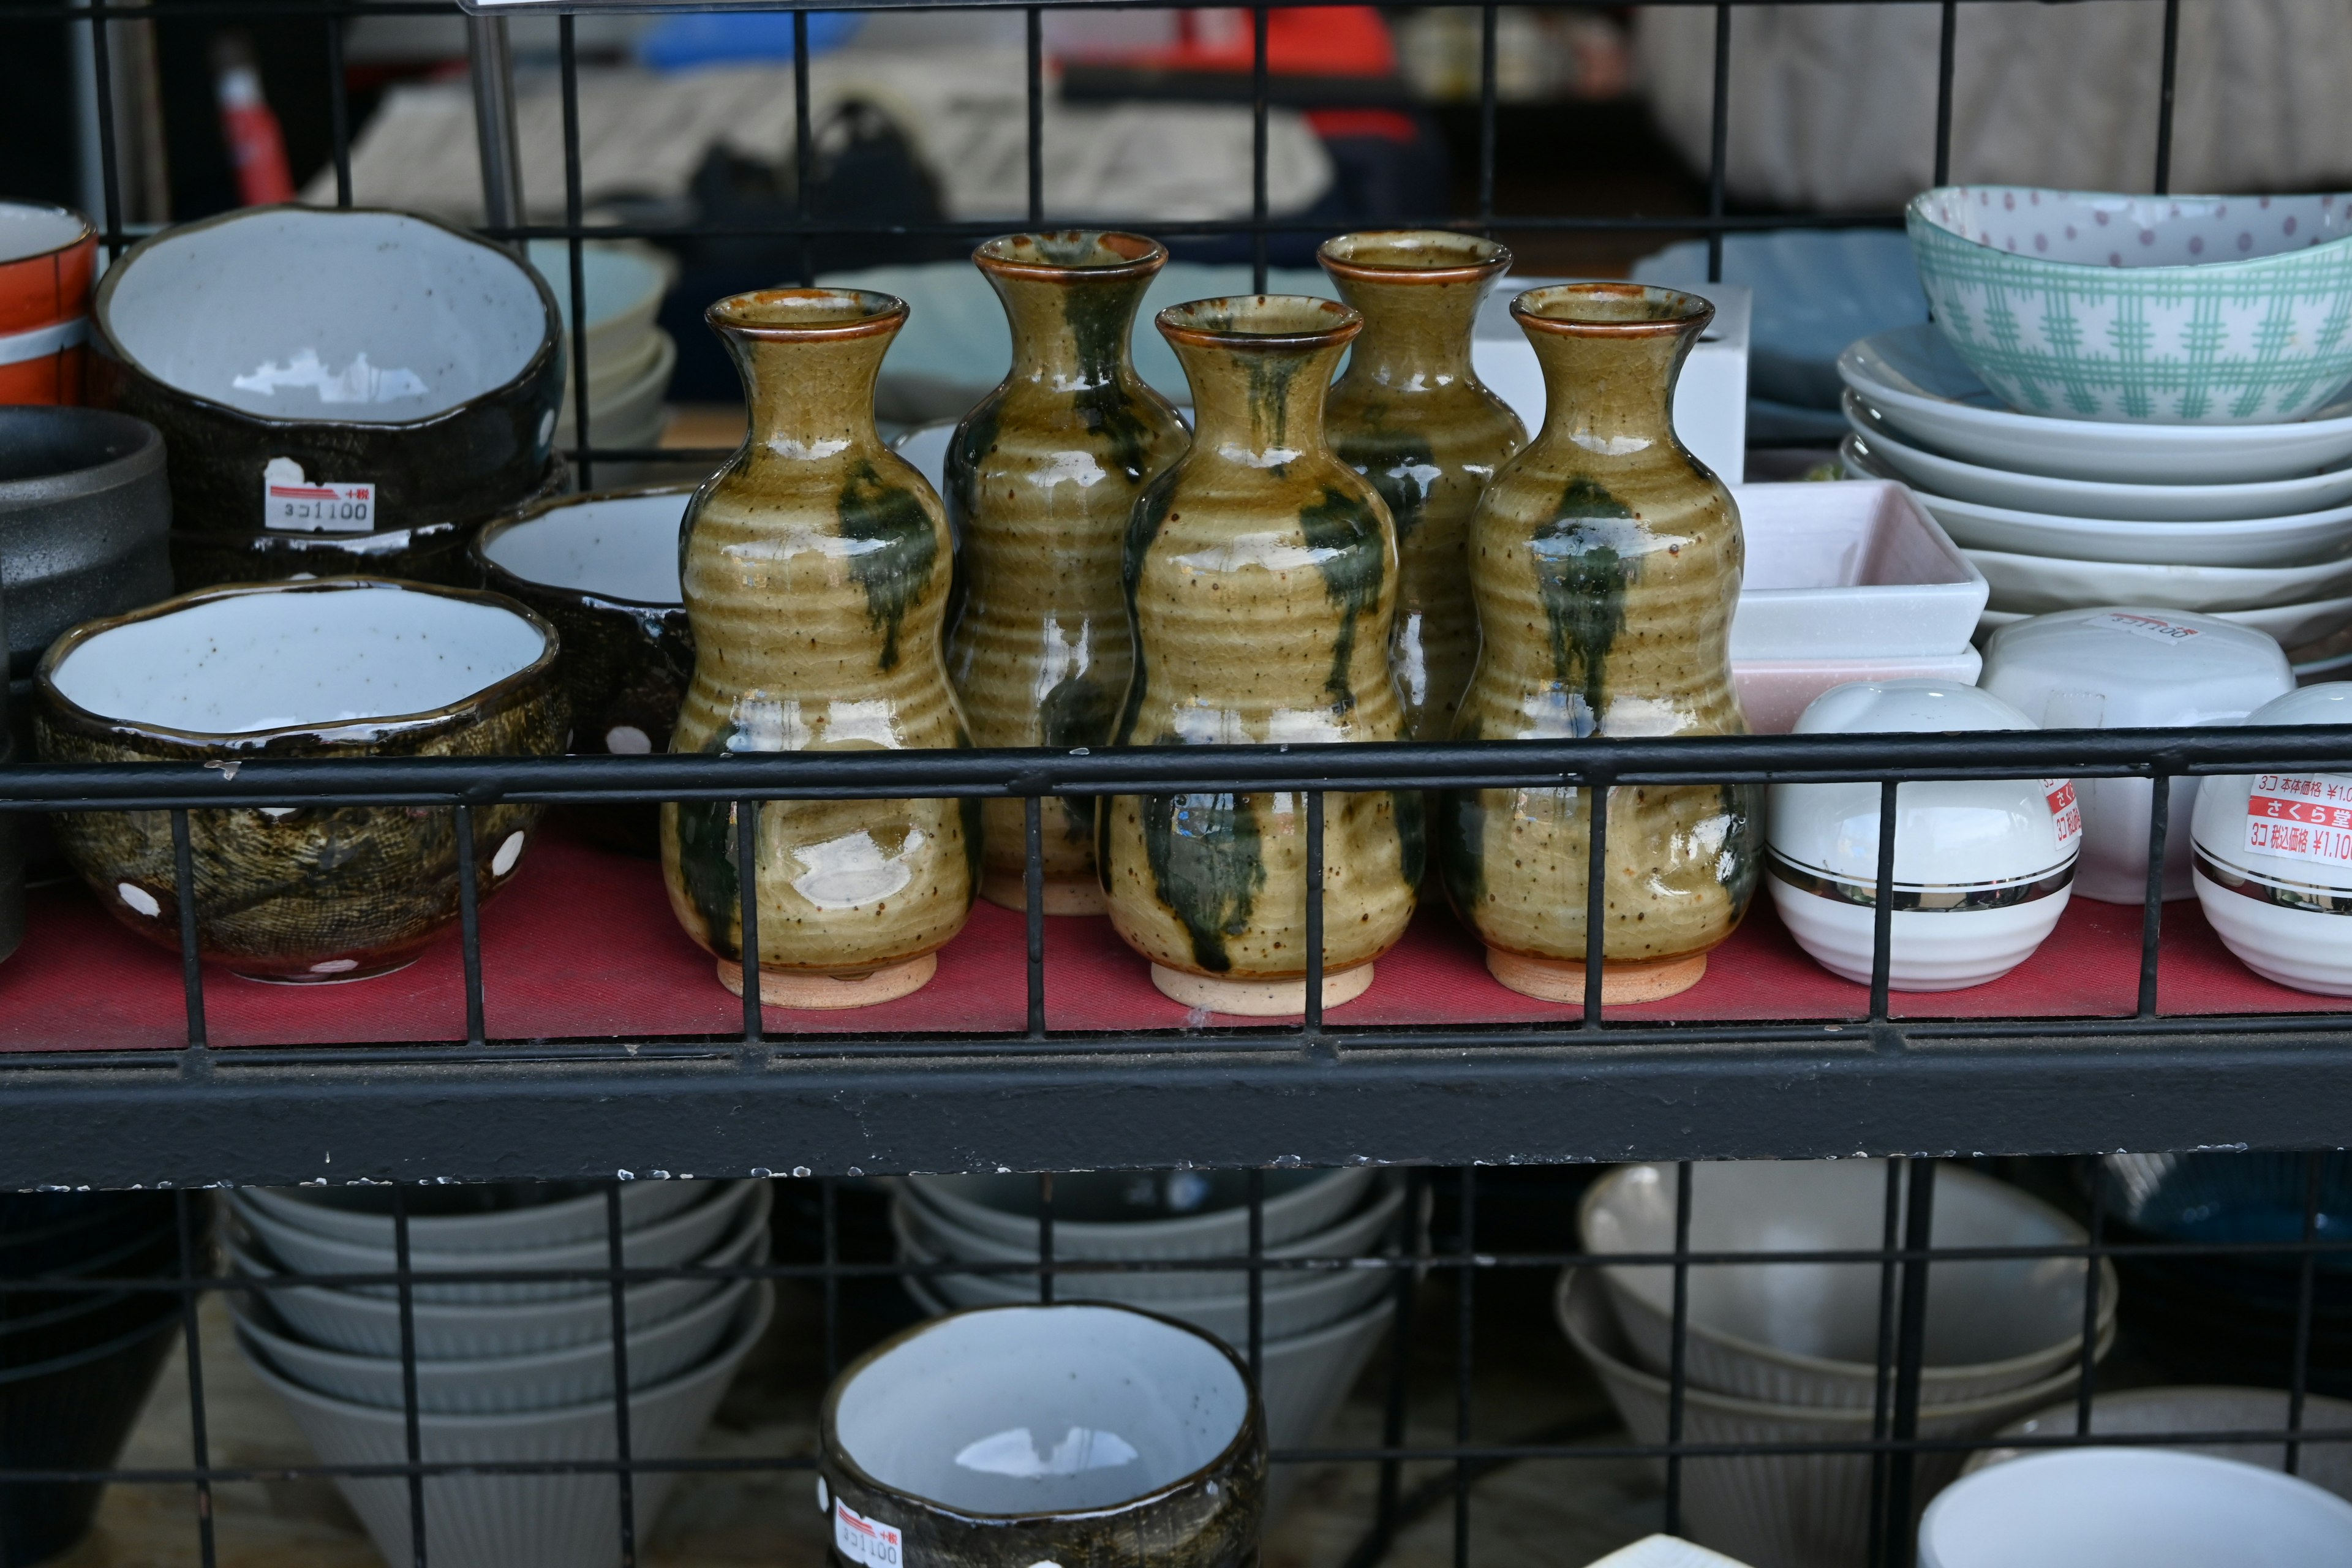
left=529, top=239, right=677, bottom=456
left=1839, top=324, right=2352, bottom=667
left=892, top=1168, right=1404, bottom=1499
left=227, top=1180, right=771, bottom=1568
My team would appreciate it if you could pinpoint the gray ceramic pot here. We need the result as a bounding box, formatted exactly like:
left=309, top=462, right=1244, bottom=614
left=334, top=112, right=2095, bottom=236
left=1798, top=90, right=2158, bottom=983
left=0, top=406, right=172, bottom=685
left=820, top=1303, right=1265, bottom=1568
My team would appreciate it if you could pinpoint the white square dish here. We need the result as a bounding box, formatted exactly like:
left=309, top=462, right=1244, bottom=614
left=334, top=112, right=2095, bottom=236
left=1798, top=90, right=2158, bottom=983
left=1730, top=479, right=1989, bottom=660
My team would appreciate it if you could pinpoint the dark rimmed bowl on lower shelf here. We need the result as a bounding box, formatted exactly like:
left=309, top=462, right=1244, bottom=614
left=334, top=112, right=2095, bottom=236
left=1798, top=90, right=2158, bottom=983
left=33, top=577, right=566, bottom=982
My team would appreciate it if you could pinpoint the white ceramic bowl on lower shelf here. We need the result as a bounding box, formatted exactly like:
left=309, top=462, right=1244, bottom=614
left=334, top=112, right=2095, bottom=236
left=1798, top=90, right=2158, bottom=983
left=2190, top=683, right=2352, bottom=994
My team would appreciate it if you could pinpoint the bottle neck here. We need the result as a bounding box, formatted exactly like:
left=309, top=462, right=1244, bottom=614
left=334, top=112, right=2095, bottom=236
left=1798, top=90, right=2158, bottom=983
left=991, top=269, right=1156, bottom=390
left=1327, top=271, right=1487, bottom=391
left=726, top=328, right=894, bottom=458
left=1528, top=325, right=1698, bottom=455
left=1175, top=337, right=1350, bottom=465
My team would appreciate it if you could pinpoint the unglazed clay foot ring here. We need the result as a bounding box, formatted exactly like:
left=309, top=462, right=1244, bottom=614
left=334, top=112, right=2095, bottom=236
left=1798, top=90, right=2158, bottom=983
left=979, top=869, right=1109, bottom=918
left=717, top=952, right=938, bottom=1009
left=1150, top=962, right=1376, bottom=1017
left=1485, top=948, right=1707, bottom=1006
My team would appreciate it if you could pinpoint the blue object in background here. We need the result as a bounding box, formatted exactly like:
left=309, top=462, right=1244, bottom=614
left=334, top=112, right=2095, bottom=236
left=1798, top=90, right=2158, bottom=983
left=1637, top=228, right=1927, bottom=443
left=637, top=11, right=863, bottom=71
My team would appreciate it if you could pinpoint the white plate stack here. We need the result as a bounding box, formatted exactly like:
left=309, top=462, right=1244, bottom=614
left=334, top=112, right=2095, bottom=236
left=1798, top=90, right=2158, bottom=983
left=891, top=1168, right=1406, bottom=1505
left=530, top=239, right=678, bottom=458
left=226, top=1179, right=772, bottom=1568
left=1839, top=324, right=2352, bottom=669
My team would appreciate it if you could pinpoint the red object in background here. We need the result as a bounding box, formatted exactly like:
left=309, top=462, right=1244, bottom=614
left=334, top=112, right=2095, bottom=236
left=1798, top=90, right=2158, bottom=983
left=212, top=36, right=297, bottom=206
left=1118, top=7, right=1399, bottom=78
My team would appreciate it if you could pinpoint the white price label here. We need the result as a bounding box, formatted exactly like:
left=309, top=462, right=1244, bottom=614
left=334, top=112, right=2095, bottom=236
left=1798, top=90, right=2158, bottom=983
left=2042, top=778, right=2081, bottom=850
left=834, top=1500, right=905, bottom=1568
left=2090, top=611, right=2203, bottom=647
left=262, top=457, right=375, bottom=533
left=2244, top=774, right=2352, bottom=870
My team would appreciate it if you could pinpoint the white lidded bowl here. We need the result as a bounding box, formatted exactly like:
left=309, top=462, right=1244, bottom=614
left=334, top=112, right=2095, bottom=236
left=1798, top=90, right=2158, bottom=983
left=900, top=1167, right=1377, bottom=1260
left=236, top=1178, right=708, bottom=1254
left=2190, top=682, right=2352, bottom=994
left=1580, top=1161, right=2116, bottom=1410
left=1842, top=434, right=2352, bottom=569
left=1843, top=394, right=2352, bottom=522
left=1981, top=609, right=2295, bottom=904
left=230, top=1185, right=772, bottom=1359
left=1964, top=1385, right=2352, bottom=1499
left=230, top=1180, right=758, bottom=1303
left=1766, top=680, right=2078, bottom=990
left=1918, top=1446, right=2352, bottom=1568
left=898, top=1177, right=1406, bottom=1299
left=231, top=1273, right=752, bottom=1415
left=892, top=1196, right=1398, bottom=1342
left=1839, top=324, right=2352, bottom=486
left=241, top=1281, right=771, bottom=1568
left=1556, top=1266, right=2100, bottom=1568
left=476, top=488, right=687, bottom=606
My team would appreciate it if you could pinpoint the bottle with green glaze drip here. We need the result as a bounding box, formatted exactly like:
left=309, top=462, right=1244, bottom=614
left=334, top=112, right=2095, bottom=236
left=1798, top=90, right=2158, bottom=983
left=661, top=288, right=975, bottom=1009
left=1441, top=282, right=1759, bottom=1006
left=1099, top=295, right=1420, bottom=1017
left=947, top=231, right=1190, bottom=917
left=1317, top=231, right=1526, bottom=744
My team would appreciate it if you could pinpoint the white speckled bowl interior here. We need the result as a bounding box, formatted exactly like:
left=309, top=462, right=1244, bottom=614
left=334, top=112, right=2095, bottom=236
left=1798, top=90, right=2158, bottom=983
left=50, top=584, right=546, bottom=735
left=481, top=492, right=687, bottom=605
left=102, top=210, right=549, bottom=422
left=1915, top=187, right=2352, bottom=268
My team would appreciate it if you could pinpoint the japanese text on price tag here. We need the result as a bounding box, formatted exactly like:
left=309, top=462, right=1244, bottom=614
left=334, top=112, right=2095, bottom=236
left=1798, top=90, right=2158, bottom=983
left=262, top=457, right=375, bottom=533
left=2244, top=774, right=2352, bottom=871
left=2042, top=778, right=2081, bottom=851
left=835, top=1500, right=905, bottom=1568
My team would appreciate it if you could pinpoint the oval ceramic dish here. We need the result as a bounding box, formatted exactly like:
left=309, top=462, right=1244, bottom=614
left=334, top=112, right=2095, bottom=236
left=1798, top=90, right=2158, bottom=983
left=1842, top=393, right=2352, bottom=521
left=89, top=206, right=562, bottom=533
left=1909, top=187, right=2352, bottom=424
left=1839, top=434, right=2352, bottom=567
left=1841, top=324, right=2352, bottom=484
left=821, top=1303, right=1265, bottom=1568
left=1979, top=597, right=2352, bottom=650
left=1961, top=544, right=2352, bottom=616
left=34, top=578, right=564, bottom=982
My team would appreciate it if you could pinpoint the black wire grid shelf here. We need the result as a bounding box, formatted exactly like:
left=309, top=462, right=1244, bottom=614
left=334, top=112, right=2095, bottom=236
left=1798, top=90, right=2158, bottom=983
left=7, top=2, right=2352, bottom=1568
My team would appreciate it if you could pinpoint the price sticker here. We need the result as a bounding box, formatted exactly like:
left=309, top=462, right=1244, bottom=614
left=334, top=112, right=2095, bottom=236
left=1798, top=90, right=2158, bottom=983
left=2244, top=774, right=2352, bottom=871
left=2090, top=611, right=2203, bottom=647
left=262, top=457, right=375, bottom=533
left=835, top=1500, right=905, bottom=1568
left=2042, top=778, right=2081, bottom=850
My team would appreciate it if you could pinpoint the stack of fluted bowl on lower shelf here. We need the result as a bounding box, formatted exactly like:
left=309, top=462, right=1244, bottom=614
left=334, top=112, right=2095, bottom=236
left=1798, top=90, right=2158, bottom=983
left=227, top=1179, right=772, bottom=1568
left=1, top=1191, right=198, bottom=1567
left=891, top=1167, right=1405, bottom=1508
left=1564, top=1160, right=2117, bottom=1568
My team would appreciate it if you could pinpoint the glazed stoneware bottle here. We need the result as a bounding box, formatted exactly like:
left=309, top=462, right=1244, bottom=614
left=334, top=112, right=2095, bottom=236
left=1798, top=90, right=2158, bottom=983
left=1317, top=232, right=1526, bottom=743
left=662, top=288, right=975, bottom=1009
left=1441, top=282, right=1759, bottom=1005
left=947, top=232, right=1189, bottom=916
left=1100, top=295, right=1419, bottom=1016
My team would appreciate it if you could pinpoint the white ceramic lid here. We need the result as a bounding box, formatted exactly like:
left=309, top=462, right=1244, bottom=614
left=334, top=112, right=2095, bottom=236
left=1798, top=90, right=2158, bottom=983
left=102, top=209, right=548, bottom=422
left=48, top=583, right=546, bottom=736
left=481, top=491, right=688, bottom=605
left=1982, top=609, right=2294, bottom=730
left=0, top=203, right=89, bottom=265
left=831, top=1305, right=1248, bottom=1515
left=1768, top=680, right=2079, bottom=891
left=2190, top=682, right=2352, bottom=891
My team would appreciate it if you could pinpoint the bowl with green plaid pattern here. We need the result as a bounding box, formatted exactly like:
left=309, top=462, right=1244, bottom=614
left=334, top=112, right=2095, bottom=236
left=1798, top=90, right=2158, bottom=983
left=1908, top=186, right=2352, bottom=424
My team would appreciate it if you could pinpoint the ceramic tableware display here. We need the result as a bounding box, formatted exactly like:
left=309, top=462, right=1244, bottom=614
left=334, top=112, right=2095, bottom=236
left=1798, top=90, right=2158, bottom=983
left=1442, top=282, right=1758, bottom=1006
left=1917, top=1447, right=2352, bottom=1568
left=1580, top=1161, right=2115, bottom=1409
left=663, top=288, right=973, bottom=1009
left=527, top=238, right=678, bottom=457
left=35, top=578, right=562, bottom=982
left=0, top=406, right=170, bottom=704
left=821, top=1303, right=1265, bottom=1568
left=1908, top=187, right=2352, bottom=424
left=1099, top=295, right=1415, bottom=1016
left=89, top=206, right=562, bottom=533
left=1317, top=231, right=1527, bottom=743
left=0, top=203, right=96, bottom=406
left=1556, top=1266, right=2095, bottom=1568
left=1767, top=681, right=2079, bottom=991
left=474, top=485, right=696, bottom=853
left=1968, top=1386, right=2352, bottom=1498
left=1980, top=609, right=2293, bottom=903
left=2190, top=682, right=2352, bottom=994
left=945, top=232, right=1188, bottom=914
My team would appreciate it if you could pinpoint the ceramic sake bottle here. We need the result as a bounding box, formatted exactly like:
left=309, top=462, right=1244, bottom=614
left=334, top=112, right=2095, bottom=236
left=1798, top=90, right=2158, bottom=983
left=946, top=232, right=1190, bottom=916
left=662, top=288, right=976, bottom=1009
left=1099, top=295, right=1419, bottom=1016
left=1441, top=282, right=1759, bottom=1005
left=1317, top=232, right=1526, bottom=743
